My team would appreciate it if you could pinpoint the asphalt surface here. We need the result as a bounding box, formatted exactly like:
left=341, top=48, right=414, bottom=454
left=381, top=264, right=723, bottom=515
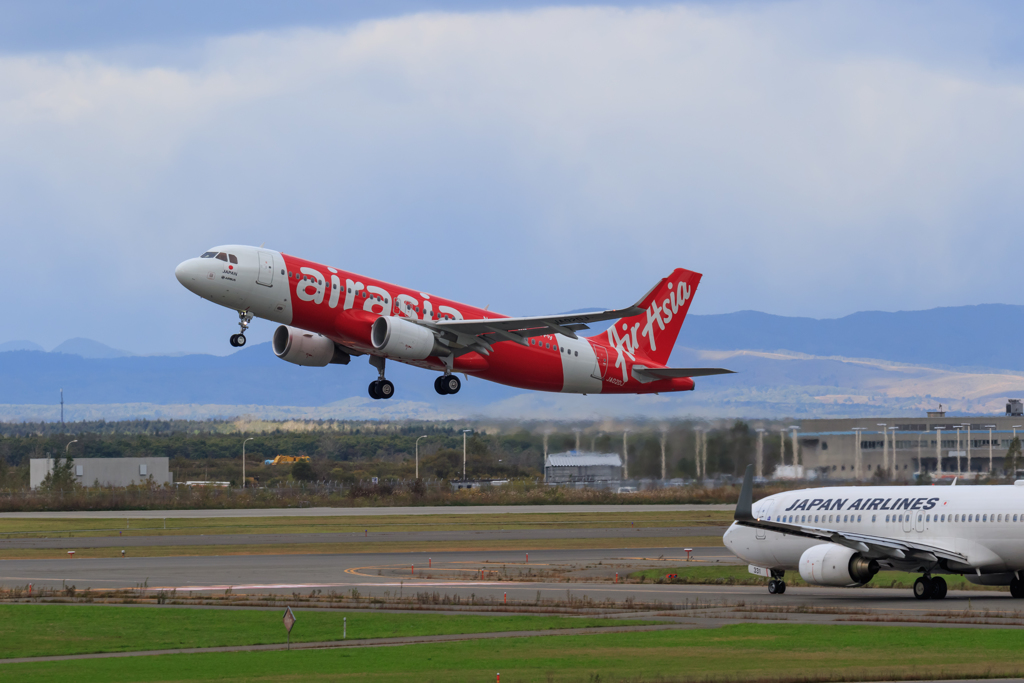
left=4, top=545, right=1022, bottom=618
left=0, top=526, right=727, bottom=549
left=0, top=504, right=735, bottom=520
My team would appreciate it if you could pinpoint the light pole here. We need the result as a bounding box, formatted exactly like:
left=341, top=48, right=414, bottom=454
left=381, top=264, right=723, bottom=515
left=954, top=425, right=962, bottom=476
left=623, top=430, right=630, bottom=480
left=935, top=427, right=944, bottom=476
left=242, top=437, right=253, bottom=487
left=851, top=428, right=865, bottom=480
left=659, top=429, right=668, bottom=481
left=754, top=428, right=765, bottom=479
left=877, top=423, right=887, bottom=477
left=967, top=423, right=972, bottom=472
left=415, top=435, right=428, bottom=480
left=986, top=425, right=997, bottom=473
left=887, top=426, right=898, bottom=478
left=65, top=439, right=78, bottom=454
left=788, top=426, right=800, bottom=472
left=462, top=430, right=472, bottom=481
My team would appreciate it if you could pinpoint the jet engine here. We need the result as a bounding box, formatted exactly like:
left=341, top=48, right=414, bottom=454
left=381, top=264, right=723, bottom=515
left=798, top=543, right=879, bottom=587
left=371, top=316, right=450, bottom=360
left=272, top=325, right=350, bottom=367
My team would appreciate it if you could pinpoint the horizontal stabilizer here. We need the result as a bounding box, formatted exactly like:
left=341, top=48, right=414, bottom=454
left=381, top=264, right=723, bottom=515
left=630, top=365, right=735, bottom=383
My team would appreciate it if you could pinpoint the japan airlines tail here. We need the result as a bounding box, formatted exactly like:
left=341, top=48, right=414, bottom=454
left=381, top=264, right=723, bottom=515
left=725, top=465, right=1024, bottom=599
left=174, top=245, right=733, bottom=400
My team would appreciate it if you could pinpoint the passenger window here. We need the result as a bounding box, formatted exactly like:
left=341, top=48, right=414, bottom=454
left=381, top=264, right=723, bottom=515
left=955, top=514, right=959, bottom=522
left=857, top=515, right=862, bottom=522
left=998, top=514, right=1003, bottom=522
left=814, top=515, right=818, bottom=523
left=983, top=514, right=988, bottom=522
left=871, top=515, right=876, bottom=522
left=885, top=515, right=890, bottom=523
left=843, top=515, right=848, bottom=522
left=281, top=269, right=284, bottom=275
left=941, top=514, right=945, bottom=522
left=969, top=514, right=973, bottom=522
left=228, top=254, right=238, bottom=264
left=216, top=253, right=228, bottom=261
left=574, top=351, right=578, bottom=356
left=925, top=514, right=930, bottom=522
left=917, top=515, right=921, bottom=522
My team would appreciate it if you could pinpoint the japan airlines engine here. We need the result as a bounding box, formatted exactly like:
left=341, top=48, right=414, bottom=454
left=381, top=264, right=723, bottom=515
left=798, top=544, right=879, bottom=587
left=273, top=326, right=351, bottom=367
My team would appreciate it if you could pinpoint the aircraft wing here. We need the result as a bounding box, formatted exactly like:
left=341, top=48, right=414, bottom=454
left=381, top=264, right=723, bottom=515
left=733, top=465, right=968, bottom=565
left=410, top=289, right=655, bottom=356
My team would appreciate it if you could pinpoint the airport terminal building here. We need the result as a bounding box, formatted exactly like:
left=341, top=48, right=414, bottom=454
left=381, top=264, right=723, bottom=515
left=796, top=404, right=1024, bottom=481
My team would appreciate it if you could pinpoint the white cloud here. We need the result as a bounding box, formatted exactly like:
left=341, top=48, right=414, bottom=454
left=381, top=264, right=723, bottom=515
left=1, top=3, right=1023, bottom=354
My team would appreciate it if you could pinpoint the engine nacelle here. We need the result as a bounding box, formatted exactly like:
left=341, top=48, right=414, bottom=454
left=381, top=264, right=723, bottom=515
left=272, top=325, right=350, bottom=367
left=371, top=316, right=450, bottom=360
left=799, top=543, right=879, bottom=587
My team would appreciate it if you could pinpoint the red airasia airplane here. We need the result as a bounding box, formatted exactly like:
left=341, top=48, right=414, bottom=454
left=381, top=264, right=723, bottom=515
left=174, top=245, right=733, bottom=399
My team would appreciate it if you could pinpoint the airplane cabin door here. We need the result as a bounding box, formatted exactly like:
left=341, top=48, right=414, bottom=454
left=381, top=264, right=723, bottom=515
left=756, top=501, right=774, bottom=539
left=591, top=344, right=609, bottom=380
left=257, top=251, right=275, bottom=287
left=902, top=511, right=913, bottom=533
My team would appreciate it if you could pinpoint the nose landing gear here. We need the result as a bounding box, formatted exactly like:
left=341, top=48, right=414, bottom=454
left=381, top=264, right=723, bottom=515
left=367, top=355, right=395, bottom=400
left=230, top=310, right=254, bottom=347
left=434, top=374, right=461, bottom=395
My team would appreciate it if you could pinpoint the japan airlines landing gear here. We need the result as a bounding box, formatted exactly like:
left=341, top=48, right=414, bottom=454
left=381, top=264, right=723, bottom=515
left=434, top=374, right=461, bottom=395
left=914, top=575, right=947, bottom=600
left=767, top=579, right=786, bottom=595
left=367, top=355, right=394, bottom=400
left=230, top=310, right=253, bottom=347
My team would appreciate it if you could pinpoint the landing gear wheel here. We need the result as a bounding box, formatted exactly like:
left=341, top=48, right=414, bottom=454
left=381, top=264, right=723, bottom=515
left=1011, top=578, right=1024, bottom=599
left=235, top=334, right=246, bottom=347
left=368, top=381, right=381, bottom=400
left=443, top=375, right=461, bottom=395
left=768, top=579, right=778, bottom=594
left=377, top=380, right=395, bottom=400
left=777, top=581, right=786, bottom=594
left=913, top=577, right=933, bottom=600
left=931, top=576, right=947, bottom=599
left=434, top=376, right=449, bottom=395
left=230, top=334, right=240, bottom=347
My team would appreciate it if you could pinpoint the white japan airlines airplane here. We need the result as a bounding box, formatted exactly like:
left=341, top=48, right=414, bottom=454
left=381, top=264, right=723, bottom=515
left=725, top=465, right=1024, bottom=600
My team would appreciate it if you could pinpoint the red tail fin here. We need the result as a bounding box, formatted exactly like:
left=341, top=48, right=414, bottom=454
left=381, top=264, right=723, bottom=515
left=590, top=268, right=701, bottom=366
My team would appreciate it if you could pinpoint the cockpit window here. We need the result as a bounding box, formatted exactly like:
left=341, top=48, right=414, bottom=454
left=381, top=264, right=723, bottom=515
left=228, top=254, right=238, bottom=264
left=216, top=253, right=228, bottom=262
left=201, top=252, right=217, bottom=258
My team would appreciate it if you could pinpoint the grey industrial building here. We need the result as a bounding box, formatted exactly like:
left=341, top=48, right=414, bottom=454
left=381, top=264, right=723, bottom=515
left=30, top=457, right=173, bottom=489
left=795, top=406, right=1024, bottom=481
left=544, top=452, right=623, bottom=484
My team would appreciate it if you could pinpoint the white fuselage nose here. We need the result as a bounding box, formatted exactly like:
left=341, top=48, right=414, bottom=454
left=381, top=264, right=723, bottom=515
left=175, top=245, right=293, bottom=324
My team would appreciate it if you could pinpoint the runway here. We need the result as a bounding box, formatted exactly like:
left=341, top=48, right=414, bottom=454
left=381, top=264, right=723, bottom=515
left=3, top=545, right=1020, bottom=619
left=0, top=526, right=726, bottom=550
left=0, top=504, right=734, bottom=520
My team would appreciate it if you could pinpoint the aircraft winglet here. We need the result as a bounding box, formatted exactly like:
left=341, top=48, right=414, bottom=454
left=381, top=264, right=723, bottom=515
left=735, top=464, right=755, bottom=522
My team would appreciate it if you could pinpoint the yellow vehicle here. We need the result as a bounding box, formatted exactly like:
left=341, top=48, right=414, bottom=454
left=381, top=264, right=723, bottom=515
left=270, top=455, right=311, bottom=466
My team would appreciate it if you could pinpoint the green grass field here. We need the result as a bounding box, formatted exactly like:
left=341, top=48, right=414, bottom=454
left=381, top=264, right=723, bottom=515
left=0, top=511, right=732, bottom=538
left=6, top=624, right=1024, bottom=682
left=0, top=604, right=660, bottom=659
left=628, top=564, right=1004, bottom=591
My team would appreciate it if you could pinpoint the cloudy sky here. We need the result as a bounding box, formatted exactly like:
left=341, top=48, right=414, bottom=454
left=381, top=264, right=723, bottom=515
left=3, top=0, right=1024, bottom=355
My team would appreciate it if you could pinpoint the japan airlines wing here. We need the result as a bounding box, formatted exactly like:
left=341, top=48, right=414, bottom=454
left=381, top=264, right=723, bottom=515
left=733, top=465, right=968, bottom=565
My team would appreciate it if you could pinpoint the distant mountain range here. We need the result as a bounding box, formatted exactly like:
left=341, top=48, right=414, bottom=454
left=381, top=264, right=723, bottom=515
left=682, top=305, right=1024, bottom=372
left=3, top=304, right=1023, bottom=420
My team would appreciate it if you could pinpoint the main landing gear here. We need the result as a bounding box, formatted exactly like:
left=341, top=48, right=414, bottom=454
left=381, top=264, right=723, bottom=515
left=230, top=310, right=253, bottom=347
left=913, top=575, right=947, bottom=600
left=767, top=579, right=786, bottom=594
left=434, top=374, right=461, bottom=395
left=1011, top=576, right=1024, bottom=599
left=367, top=355, right=394, bottom=400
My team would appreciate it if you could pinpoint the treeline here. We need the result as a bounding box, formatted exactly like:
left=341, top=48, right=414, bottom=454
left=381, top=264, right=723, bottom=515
left=0, top=418, right=792, bottom=489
